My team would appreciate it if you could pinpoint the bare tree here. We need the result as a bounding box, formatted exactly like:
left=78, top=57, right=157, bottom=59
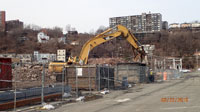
left=65, top=24, right=71, bottom=32
left=95, top=25, right=107, bottom=34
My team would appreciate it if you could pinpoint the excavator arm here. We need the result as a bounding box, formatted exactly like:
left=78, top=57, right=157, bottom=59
left=77, top=25, right=145, bottom=65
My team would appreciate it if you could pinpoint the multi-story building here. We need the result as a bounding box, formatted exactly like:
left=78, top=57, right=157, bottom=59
left=169, top=23, right=179, bottom=29
left=67, top=31, right=78, bottom=35
left=169, top=22, right=200, bottom=29
left=0, top=11, right=6, bottom=32
left=109, top=12, right=162, bottom=33
left=162, top=21, right=168, bottom=30
left=33, top=51, right=56, bottom=63
left=191, top=22, right=200, bottom=28
left=0, top=53, right=32, bottom=63
left=6, top=19, right=23, bottom=31
left=180, top=23, right=191, bottom=28
left=57, top=49, right=66, bottom=62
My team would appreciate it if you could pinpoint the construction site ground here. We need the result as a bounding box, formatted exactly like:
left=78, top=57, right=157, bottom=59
left=16, top=71, right=200, bottom=112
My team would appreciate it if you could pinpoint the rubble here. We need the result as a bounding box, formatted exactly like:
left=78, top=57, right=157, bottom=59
left=88, top=58, right=126, bottom=65
left=12, top=64, right=57, bottom=89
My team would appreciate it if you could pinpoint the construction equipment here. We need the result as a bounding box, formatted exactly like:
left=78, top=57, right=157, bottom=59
left=49, top=25, right=145, bottom=72
left=48, top=61, right=67, bottom=73
left=69, top=25, right=145, bottom=64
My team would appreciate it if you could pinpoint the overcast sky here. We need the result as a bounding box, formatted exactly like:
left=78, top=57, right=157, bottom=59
left=0, top=0, right=199, bottom=33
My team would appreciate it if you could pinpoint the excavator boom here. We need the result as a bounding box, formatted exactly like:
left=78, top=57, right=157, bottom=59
left=78, top=25, right=144, bottom=64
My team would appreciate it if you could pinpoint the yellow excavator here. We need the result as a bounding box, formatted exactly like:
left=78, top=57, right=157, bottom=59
left=49, top=25, right=145, bottom=72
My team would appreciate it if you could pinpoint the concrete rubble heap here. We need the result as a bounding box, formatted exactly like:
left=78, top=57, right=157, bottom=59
left=12, top=64, right=57, bottom=89
left=88, top=58, right=126, bottom=65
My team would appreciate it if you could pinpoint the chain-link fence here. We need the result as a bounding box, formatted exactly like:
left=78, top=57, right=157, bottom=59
left=147, top=55, right=183, bottom=81
left=0, top=61, right=71, bottom=111
left=63, top=63, right=149, bottom=94
left=0, top=55, right=184, bottom=111
left=62, top=65, right=115, bottom=96
left=115, top=63, right=148, bottom=88
left=0, top=61, right=120, bottom=110
left=154, top=69, right=182, bottom=81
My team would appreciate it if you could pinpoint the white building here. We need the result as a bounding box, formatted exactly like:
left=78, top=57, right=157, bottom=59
left=34, top=51, right=56, bottom=63
left=191, top=23, right=200, bottom=28
left=57, top=49, right=66, bottom=62
left=169, top=23, right=180, bottom=29
left=37, top=32, right=50, bottom=43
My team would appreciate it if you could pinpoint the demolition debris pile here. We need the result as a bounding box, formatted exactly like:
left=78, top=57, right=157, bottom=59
left=12, top=64, right=57, bottom=89
left=88, top=58, right=126, bottom=65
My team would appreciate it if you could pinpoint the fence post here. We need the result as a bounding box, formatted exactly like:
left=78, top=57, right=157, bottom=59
left=62, top=66, right=65, bottom=100
left=14, top=62, right=17, bottom=111
left=88, top=66, right=91, bottom=94
left=75, top=66, right=78, bottom=97
left=108, top=66, right=110, bottom=90
left=116, top=64, right=119, bottom=88
left=102, top=66, right=106, bottom=89
left=151, top=54, right=153, bottom=69
left=180, top=58, right=182, bottom=71
left=98, top=66, right=101, bottom=91
left=126, top=65, right=129, bottom=83
left=164, top=58, right=166, bottom=70
left=41, top=63, right=45, bottom=104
